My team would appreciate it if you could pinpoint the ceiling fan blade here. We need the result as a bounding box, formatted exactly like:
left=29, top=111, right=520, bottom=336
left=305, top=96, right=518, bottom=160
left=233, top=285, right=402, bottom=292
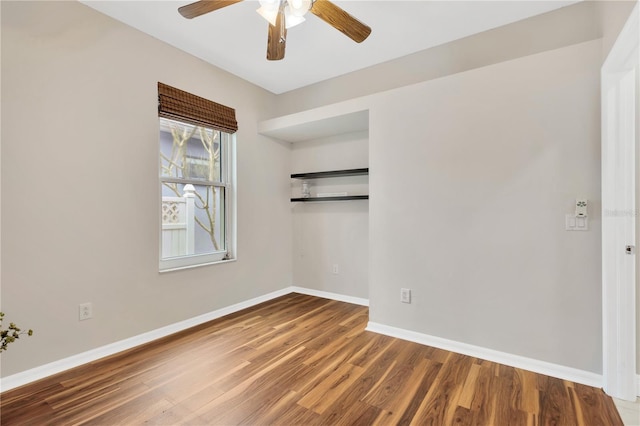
left=178, top=0, right=243, bottom=19
left=309, top=0, right=371, bottom=43
left=267, top=4, right=287, bottom=61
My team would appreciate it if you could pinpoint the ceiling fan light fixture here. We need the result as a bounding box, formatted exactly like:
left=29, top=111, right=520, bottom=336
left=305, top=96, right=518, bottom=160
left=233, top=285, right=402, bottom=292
left=256, top=5, right=278, bottom=26
left=258, top=0, right=280, bottom=10
left=284, top=6, right=305, bottom=28
left=287, top=0, right=312, bottom=17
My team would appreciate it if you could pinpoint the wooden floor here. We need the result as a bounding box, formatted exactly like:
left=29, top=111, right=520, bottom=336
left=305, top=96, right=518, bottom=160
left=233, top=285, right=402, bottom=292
left=0, top=293, right=623, bottom=425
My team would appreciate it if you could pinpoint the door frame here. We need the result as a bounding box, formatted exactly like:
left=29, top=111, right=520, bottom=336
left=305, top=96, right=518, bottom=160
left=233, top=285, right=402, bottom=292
left=601, top=2, right=639, bottom=401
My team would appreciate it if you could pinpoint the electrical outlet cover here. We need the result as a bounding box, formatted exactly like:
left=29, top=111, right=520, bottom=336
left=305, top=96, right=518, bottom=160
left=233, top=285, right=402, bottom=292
left=79, top=303, right=93, bottom=321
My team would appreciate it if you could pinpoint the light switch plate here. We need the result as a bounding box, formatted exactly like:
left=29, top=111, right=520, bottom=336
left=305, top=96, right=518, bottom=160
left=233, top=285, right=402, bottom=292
left=566, top=214, right=588, bottom=231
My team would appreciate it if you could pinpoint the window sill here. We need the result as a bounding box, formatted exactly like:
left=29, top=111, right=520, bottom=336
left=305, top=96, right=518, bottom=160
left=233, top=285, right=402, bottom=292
left=159, top=257, right=236, bottom=273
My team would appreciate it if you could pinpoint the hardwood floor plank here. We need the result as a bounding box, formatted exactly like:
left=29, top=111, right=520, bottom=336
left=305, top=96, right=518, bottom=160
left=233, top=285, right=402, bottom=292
left=339, top=310, right=368, bottom=327
left=0, top=293, right=623, bottom=426
left=468, top=362, right=498, bottom=425
left=48, top=382, right=154, bottom=425
left=492, top=375, right=528, bottom=425
left=291, top=334, right=374, bottom=396
left=569, top=386, right=587, bottom=426
left=517, top=368, right=541, bottom=415
left=319, top=345, right=397, bottom=424
left=297, top=362, right=365, bottom=414
left=265, top=400, right=322, bottom=425
left=79, top=390, right=173, bottom=425
left=539, top=376, right=579, bottom=426
left=411, top=352, right=474, bottom=425
left=395, top=359, right=443, bottom=426
left=424, top=345, right=452, bottom=364
left=0, top=381, right=63, bottom=424
left=457, top=362, right=481, bottom=409
left=238, top=389, right=300, bottom=425
left=364, top=358, right=426, bottom=409
left=216, top=345, right=306, bottom=393
left=156, top=360, right=247, bottom=405
left=368, top=358, right=432, bottom=425
left=451, top=405, right=473, bottom=425
left=571, top=382, right=624, bottom=425
left=348, top=332, right=396, bottom=368
left=361, top=360, right=396, bottom=401
left=162, top=382, right=225, bottom=416
left=142, top=399, right=210, bottom=425
left=207, top=344, right=306, bottom=410
left=332, top=401, right=381, bottom=426
left=200, top=382, right=293, bottom=425
left=0, top=400, right=55, bottom=425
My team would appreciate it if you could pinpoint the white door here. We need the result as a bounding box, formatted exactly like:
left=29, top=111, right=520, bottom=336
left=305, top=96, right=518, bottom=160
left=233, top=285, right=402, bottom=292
left=602, top=3, right=639, bottom=401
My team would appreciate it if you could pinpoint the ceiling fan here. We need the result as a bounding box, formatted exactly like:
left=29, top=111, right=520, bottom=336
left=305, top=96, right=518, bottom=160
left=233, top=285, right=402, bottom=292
left=178, top=0, right=372, bottom=61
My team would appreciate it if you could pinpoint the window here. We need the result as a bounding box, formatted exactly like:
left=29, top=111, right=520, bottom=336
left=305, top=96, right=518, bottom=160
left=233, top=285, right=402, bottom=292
left=158, top=83, right=237, bottom=271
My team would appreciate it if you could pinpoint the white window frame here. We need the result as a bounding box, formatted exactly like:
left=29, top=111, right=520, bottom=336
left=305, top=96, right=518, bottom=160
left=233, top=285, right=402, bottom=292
left=159, top=120, right=236, bottom=272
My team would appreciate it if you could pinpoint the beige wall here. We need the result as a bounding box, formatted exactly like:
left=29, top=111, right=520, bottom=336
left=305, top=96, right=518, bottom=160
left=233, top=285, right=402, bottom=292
left=0, top=1, right=291, bottom=377
left=367, top=39, right=602, bottom=372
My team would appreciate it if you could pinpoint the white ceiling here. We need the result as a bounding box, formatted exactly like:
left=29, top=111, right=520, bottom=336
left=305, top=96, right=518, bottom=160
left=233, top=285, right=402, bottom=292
left=81, top=1, right=578, bottom=94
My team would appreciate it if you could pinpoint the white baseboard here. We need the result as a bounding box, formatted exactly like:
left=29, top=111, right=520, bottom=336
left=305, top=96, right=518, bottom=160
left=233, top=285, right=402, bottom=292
left=637, top=374, right=640, bottom=396
left=290, top=286, right=369, bottom=306
left=366, top=321, right=603, bottom=389
left=0, top=287, right=293, bottom=393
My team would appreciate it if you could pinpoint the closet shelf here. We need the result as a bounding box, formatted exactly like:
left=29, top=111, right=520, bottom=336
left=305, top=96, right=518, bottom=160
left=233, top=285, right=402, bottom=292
left=291, top=168, right=368, bottom=202
left=291, top=195, right=369, bottom=202
left=291, top=168, right=369, bottom=180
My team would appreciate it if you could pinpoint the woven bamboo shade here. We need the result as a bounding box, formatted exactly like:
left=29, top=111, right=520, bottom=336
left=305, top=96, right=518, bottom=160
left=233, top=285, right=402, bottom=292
left=158, top=82, right=238, bottom=134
